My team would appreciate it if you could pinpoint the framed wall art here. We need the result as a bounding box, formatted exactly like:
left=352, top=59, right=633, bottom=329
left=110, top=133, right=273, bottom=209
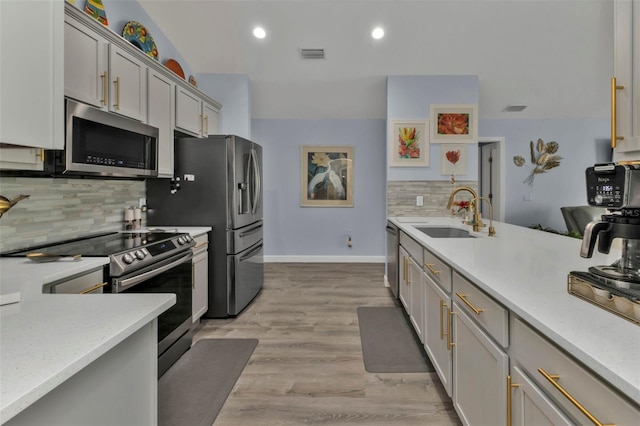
left=301, top=145, right=354, bottom=207
left=430, top=104, right=478, bottom=143
left=440, top=144, right=468, bottom=176
left=388, top=119, right=430, bottom=167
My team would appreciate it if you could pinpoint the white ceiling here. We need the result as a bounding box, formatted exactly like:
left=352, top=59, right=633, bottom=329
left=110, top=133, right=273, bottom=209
left=138, top=0, right=614, bottom=120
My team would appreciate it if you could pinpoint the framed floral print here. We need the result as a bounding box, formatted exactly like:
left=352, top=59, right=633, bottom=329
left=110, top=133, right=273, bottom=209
left=430, top=104, right=478, bottom=143
left=388, top=119, right=430, bottom=167
left=301, top=145, right=354, bottom=207
left=440, top=144, right=468, bottom=176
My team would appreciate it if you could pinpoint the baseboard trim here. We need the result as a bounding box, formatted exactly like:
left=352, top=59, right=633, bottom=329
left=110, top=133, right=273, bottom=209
left=264, top=255, right=385, bottom=263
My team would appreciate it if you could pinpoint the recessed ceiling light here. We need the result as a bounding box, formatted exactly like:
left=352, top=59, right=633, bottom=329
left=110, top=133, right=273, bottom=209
left=253, top=27, right=266, bottom=39
left=372, top=27, right=384, bottom=39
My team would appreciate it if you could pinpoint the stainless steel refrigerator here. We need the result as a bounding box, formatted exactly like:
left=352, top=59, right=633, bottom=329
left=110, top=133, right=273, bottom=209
left=146, top=135, right=263, bottom=318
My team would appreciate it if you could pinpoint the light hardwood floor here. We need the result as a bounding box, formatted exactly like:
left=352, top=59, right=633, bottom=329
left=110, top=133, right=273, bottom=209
left=193, top=263, right=462, bottom=425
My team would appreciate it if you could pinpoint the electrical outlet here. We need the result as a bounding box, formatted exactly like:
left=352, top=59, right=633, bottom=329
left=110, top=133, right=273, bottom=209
left=416, top=196, right=424, bottom=206
left=523, top=193, right=533, bottom=202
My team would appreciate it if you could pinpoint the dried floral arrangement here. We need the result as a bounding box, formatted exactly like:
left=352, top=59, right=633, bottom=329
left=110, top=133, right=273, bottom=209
left=513, top=139, right=562, bottom=186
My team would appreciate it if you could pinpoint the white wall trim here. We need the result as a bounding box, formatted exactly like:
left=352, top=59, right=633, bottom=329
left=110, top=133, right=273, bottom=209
left=265, top=255, right=385, bottom=263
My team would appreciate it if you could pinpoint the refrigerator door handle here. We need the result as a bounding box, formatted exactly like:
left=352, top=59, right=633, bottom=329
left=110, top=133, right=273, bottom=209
left=251, top=149, right=260, bottom=215
left=239, top=242, right=263, bottom=262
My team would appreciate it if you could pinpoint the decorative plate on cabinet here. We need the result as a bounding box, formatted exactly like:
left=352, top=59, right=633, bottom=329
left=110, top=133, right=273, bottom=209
left=122, top=21, right=159, bottom=60
left=85, top=0, right=108, bottom=26
left=165, top=59, right=185, bottom=79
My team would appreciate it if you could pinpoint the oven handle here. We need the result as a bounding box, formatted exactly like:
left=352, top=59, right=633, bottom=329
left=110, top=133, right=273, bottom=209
left=116, top=251, right=193, bottom=290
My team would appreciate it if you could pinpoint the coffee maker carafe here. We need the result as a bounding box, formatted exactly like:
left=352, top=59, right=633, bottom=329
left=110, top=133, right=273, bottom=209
left=580, top=163, right=640, bottom=287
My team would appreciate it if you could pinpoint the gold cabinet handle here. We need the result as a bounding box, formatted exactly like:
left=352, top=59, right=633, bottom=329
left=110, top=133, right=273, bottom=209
left=611, top=77, right=625, bottom=148
left=200, top=114, right=204, bottom=135
left=35, top=149, right=44, bottom=160
left=455, top=292, right=484, bottom=314
left=80, top=282, right=108, bottom=294
left=506, top=375, right=520, bottom=426
left=204, top=115, right=209, bottom=135
left=538, top=368, right=615, bottom=426
left=424, top=263, right=440, bottom=275
left=100, top=71, right=108, bottom=106
left=403, top=257, right=408, bottom=284
left=113, top=76, right=120, bottom=110
left=447, top=309, right=455, bottom=351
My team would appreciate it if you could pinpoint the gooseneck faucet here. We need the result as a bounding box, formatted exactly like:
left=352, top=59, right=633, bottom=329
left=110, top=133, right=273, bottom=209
left=447, top=186, right=483, bottom=232
left=446, top=187, right=496, bottom=236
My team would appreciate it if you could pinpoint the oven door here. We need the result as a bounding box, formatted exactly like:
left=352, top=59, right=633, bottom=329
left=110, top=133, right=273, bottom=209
left=112, top=250, right=193, bottom=356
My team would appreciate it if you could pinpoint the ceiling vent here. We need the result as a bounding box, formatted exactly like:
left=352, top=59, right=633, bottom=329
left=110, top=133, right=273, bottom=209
left=300, top=48, right=325, bottom=59
left=503, top=105, right=527, bottom=112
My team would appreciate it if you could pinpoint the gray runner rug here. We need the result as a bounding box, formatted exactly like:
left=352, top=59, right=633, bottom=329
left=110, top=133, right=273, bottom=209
left=357, top=306, right=435, bottom=373
left=158, top=338, right=258, bottom=426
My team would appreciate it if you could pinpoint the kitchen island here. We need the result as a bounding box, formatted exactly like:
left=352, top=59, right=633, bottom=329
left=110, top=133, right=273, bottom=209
left=389, top=216, right=639, bottom=424
left=0, top=258, right=175, bottom=425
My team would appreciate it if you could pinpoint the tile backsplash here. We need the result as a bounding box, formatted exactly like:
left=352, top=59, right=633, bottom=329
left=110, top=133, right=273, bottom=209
left=387, top=180, right=478, bottom=217
left=0, top=177, right=145, bottom=252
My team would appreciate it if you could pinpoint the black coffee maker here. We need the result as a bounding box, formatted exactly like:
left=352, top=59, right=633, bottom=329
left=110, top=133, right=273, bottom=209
left=568, top=163, right=640, bottom=324
left=580, top=163, right=640, bottom=287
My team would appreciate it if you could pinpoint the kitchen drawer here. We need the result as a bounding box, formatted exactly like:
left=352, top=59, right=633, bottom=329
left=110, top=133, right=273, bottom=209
left=192, top=233, right=209, bottom=255
left=399, top=231, right=423, bottom=265
left=423, top=248, right=451, bottom=292
left=46, top=268, right=106, bottom=294
left=512, top=317, right=640, bottom=425
left=452, top=271, right=508, bottom=347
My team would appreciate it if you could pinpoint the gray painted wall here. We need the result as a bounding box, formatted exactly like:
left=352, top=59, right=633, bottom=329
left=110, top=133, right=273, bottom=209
left=252, top=119, right=386, bottom=259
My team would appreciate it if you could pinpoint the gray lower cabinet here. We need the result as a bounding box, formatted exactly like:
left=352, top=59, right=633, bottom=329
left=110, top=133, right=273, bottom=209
left=44, top=268, right=106, bottom=294
left=509, top=366, right=572, bottom=426
left=452, top=302, right=509, bottom=426
left=192, top=233, right=209, bottom=323
left=395, top=226, right=640, bottom=426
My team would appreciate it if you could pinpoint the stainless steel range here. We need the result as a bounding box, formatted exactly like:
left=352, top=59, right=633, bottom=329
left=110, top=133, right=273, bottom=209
left=4, top=231, right=196, bottom=376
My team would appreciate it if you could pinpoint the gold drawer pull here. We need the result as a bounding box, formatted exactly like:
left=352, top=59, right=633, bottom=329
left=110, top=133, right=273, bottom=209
left=80, top=282, right=108, bottom=294
left=455, top=292, right=484, bottom=314
left=447, top=310, right=455, bottom=350
left=538, top=368, right=615, bottom=426
left=424, top=263, right=440, bottom=275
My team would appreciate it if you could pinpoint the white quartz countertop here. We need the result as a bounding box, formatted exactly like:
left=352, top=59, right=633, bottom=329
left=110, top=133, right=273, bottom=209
left=0, top=293, right=174, bottom=424
left=389, top=216, right=640, bottom=402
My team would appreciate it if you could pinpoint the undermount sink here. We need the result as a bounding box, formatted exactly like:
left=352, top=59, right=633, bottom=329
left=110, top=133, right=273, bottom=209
left=415, top=226, right=475, bottom=238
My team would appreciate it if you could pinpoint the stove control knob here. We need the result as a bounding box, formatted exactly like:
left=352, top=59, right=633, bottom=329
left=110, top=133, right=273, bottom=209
left=177, top=236, right=186, bottom=245
left=123, top=253, right=134, bottom=264
left=184, top=235, right=193, bottom=243
left=135, top=250, right=145, bottom=260
left=594, top=194, right=603, bottom=205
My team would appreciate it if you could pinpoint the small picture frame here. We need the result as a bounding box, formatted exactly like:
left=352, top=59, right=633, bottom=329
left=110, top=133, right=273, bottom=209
left=440, top=144, right=468, bottom=176
left=301, top=145, right=354, bottom=207
left=430, top=104, right=478, bottom=143
left=388, top=119, right=430, bottom=167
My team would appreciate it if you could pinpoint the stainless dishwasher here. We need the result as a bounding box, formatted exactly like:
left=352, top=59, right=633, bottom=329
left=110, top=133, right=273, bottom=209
left=385, top=221, right=399, bottom=298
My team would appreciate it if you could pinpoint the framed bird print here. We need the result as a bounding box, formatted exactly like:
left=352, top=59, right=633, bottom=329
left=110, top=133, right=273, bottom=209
left=301, top=145, right=354, bottom=207
left=388, top=119, right=430, bottom=167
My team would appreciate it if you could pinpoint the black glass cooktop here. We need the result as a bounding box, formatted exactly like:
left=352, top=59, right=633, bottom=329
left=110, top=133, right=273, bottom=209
left=3, top=232, right=182, bottom=257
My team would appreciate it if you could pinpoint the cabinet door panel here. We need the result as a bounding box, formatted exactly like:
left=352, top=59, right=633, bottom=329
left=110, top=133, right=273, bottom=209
left=399, top=247, right=411, bottom=311
left=109, top=45, right=146, bottom=121
left=192, top=250, right=209, bottom=322
left=510, top=366, right=572, bottom=426
left=202, top=102, right=219, bottom=137
left=175, top=87, right=202, bottom=136
left=453, top=303, right=508, bottom=426
left=424, top=273, right=452, bottom=396
left=148, top=70, right=174, bottom=177
left=64, top=19, right=107, bottom=108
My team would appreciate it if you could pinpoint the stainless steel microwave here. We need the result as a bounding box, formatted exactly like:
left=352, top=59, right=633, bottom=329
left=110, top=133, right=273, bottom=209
left=59, top=99, right=159, bottom=178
